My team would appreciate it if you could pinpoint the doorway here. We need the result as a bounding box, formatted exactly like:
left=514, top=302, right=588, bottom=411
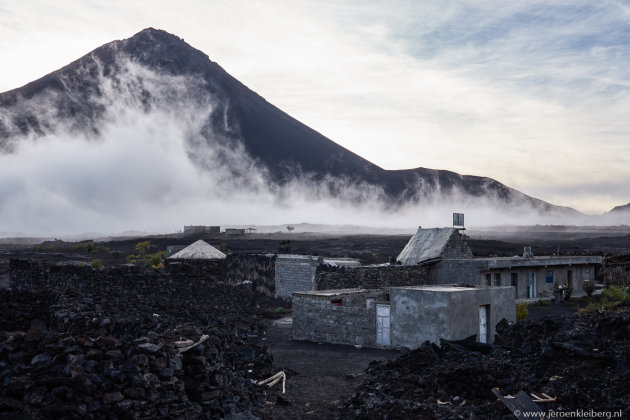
left=510, top=273, right=518, bottom=298
left=376, top=304, right=391, bottom=346
left=528, top=272, right=536, bottom=298
left=479, top=305, right=490, bottom=344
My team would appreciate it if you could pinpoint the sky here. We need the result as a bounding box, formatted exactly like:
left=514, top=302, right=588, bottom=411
left=1, top=0, right=629, bottom=215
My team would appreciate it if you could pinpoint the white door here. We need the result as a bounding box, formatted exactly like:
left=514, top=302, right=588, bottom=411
left=479, top=305, right=488, bottom=343
left=376, top=304, right=391, bottom=346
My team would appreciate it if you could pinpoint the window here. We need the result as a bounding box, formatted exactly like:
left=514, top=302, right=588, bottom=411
left=485, top=274, right=491, bottom=286
left=494, top=273, right=501, bottom=286
left=545, top=271, right=554, bottom=284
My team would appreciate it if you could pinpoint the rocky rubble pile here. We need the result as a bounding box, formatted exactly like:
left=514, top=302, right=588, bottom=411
left=0, top=279, right=281, bottom=419
left=342, top=309, right=630, bottom=419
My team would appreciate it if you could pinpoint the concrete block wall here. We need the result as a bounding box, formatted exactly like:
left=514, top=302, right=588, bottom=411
left=274, top=255, right=320, bottom=299
left=292, top=291, right=388, bottom=347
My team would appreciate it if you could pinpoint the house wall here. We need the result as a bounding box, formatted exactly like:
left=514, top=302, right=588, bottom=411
left=481, top=264, right=597, bottom=299
left=292, top=290, right=388, bottom=347
left=447, top=287, right=515, bottom=344
left=164, top=259, right=225, bottom=279
left=274, top=255, right=321, bottom=299
left=390, top=286, right=515, bottom=348
left=389, top=288, right=451, bottom=348
left=440, top=232, right=473, bottom=259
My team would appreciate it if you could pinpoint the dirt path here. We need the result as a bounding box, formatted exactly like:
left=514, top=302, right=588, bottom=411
left=257, top=317, right=400, bottom=419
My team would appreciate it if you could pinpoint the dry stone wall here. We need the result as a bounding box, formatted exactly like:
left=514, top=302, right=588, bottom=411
left=2, top=259, right=276, bottom=419
left=0, top=289, right=58, bottom=331
left=225, top=254, right=277, bottom=297
left=315, top=264, right=434, bottom=290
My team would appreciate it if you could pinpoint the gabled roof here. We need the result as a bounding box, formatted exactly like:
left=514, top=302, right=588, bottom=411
left=397, top=227, right=458, bottom=265
left=168, top=240, right=226, bottom=260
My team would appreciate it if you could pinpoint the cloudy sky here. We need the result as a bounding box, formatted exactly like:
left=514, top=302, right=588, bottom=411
left=1, top=0, right=629, bottom=214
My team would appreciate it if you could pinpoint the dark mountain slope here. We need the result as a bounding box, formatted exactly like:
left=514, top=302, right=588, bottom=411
left=0, top=28, right=579, bottom=215
left=609, top=203, right=630, bottom=214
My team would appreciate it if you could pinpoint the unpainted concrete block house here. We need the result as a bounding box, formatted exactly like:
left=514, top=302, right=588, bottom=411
left=292, top=285, right=515, bottom=349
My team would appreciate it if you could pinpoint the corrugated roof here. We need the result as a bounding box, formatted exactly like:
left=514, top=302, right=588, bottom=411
left=168, top=240, right=226, bottom=260
left=397, top=227, right=457, bottom=265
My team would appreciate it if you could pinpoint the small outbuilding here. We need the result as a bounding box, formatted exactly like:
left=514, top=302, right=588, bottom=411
left=292, top=285, right=515, bottom=349
left=165, top=240, right=226, bottom=278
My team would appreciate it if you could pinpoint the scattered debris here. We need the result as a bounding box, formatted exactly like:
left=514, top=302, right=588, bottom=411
left=257, top=371, right=287, bottom=394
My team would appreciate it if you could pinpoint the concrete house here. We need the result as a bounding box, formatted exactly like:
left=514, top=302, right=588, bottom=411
left=292, top=285, right=515, bottom=349
left=396, top=226, right=602, bottom=300
left=433, top=252, right=602, bottom=299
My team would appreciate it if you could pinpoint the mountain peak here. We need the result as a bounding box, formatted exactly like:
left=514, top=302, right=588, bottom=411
left=111, top=28, right=212, bottom=75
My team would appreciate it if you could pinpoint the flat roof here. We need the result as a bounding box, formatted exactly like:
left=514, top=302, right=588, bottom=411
left=394, top=285, right=477, bottom=292
left=293, top=288, right=377, bottom=297
left=277, top=254, right=320, bottom=261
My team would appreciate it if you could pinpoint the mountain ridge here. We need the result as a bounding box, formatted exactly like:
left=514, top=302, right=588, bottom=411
left=609, top=203, right=630, bottom=213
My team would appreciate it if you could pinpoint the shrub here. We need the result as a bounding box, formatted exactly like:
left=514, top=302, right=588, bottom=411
left=126, top=254, right=137, bottom=263
left=583, top=281, right=595, bottom=297
left=135, top=241, right=150, bottom=256
left=602, top=285, right=627, bottom=302
left=95, top=245, right=110, bottom=254
left=144, top=253, right=163, bottom=269
left=91, top=259, right=104, bottom=270
left=111, top=250, right=123, bottom=258
left=86, top=242, right=94, bottom=253
left=516, top=302, right=528, bottom=321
